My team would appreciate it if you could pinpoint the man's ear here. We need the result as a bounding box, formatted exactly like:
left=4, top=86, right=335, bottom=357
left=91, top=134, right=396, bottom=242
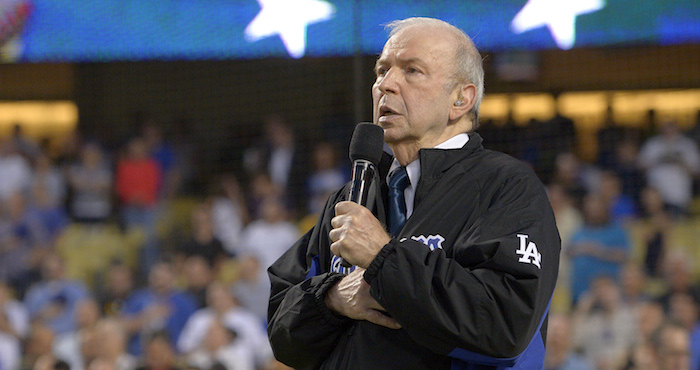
left=449, top=84, right=477, bottom=121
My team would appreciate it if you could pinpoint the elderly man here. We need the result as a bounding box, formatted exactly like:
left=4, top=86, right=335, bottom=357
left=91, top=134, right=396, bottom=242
left=267, top=17, right=560, bottom=369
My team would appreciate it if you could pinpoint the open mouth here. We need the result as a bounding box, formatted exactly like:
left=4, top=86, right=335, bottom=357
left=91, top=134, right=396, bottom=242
left=380, top=106, right=397, bottom=117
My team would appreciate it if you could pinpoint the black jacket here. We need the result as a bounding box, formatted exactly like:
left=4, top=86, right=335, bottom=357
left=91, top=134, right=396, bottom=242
left=267, top=134, right=560, bottom=369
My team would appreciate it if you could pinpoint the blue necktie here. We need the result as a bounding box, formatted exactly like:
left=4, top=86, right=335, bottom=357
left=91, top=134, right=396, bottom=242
left=387, top=166, right=409, bottom=237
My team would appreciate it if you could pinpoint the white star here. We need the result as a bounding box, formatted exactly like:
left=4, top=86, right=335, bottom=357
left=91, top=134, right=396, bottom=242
left=511, top=0, right=605, bottom=50
left=244, top=0, right=335, bottom=58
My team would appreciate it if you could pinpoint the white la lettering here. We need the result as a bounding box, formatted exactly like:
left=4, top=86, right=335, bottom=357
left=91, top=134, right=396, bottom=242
left=516, top=234, right=541, bottom=269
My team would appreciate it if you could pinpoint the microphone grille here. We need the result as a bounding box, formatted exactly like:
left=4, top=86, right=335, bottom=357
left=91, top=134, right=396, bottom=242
left=349, top=122, right=384, bottom=165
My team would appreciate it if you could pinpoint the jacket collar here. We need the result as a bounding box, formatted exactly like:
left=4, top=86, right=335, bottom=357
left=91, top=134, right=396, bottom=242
left=418, top=133, right=484, bottom=180
left=378, top=133, right=484, bottom=180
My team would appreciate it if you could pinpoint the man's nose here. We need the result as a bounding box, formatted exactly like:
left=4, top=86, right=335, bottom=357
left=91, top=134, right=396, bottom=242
left=377, top=69, right=399, bottom=95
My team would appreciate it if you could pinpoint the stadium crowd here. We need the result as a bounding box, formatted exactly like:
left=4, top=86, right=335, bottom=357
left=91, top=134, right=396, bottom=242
left=0, top=108, right=698, bottom=370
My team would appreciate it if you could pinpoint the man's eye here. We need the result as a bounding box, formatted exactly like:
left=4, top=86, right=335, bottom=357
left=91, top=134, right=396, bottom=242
left=406, top=67, right=420, bottom=74
left=376, top=68, right=387, bottom=76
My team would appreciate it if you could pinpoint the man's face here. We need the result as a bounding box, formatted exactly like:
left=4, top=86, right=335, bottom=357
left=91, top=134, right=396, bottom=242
left=148, top=263, right=173, bottom=294
left=372, top=26, right=459, bottom=147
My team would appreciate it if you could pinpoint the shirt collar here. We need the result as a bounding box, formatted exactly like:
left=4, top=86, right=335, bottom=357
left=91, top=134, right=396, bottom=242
left=434, top=133, right=469, bottom=150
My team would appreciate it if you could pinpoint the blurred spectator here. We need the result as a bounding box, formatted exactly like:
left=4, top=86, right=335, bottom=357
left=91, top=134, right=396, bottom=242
left=185, top=319, right=254, bottom=370
left=115, top=137, right=162, bottom=276
left=178, top=281, right=271, bottom=369
left=246, top=172, right=281, bottom=220
left=596, top=107, right=625, bottom=169
left=24, top=253, right=90, bottom=335
left=67, top=142, right=113, bottom=223
left=668, top=293, right=698, bottom=332
left=536, top=103, right=577, bottom=181
left=544, top=314, right=593, bottom=370
left=655, top=250, right=700, bottom=312
left=619, top=263, right=649, bottom=309
left=0, top=280, right=29, bottom=370
left=33, top=356, right=71, bottom=370
left=550, top=152, right=591, bottom=208
left=54, top=129, right=83, bottom=169
left=96, top=260, right=135, bottom=317
left=134, top=330, right=180, bottom=370
left=611, top=139, right=646, bottom=210
left=548, top=101, right=577, bottom=155
left=209, top=174, right=249, bottom=256
left=691, top=109, right=700, bottom=143
left=22, top=322, right=56, bottom=369
left=239, top=195, right=299, bottom=270
left=0, top=191, right=52, bottom=296
left=115, top=137, right=161, bottom=225
left=143, top=124, right=179, bottom=199
left=26, top=179, right=69, bottom=243
left=548, top=183, right=584, bottom=248
left=232, top=254, right=270, bottom=323
left=568, top=193, right=630, bottom=305
left=30, top=153, right=66, bottom=209
left=572, top=276, right=637, bottom=370
left=547, top=183, right=583, bottom=313
left=53, top=298, right=101, bottom=370
left=623, top=300, right=666, bottom=369
left=694, top=324, right=700, bottom=370
left=242, top=114, right=308, bottom=216
left=180, top=255, right=215, bottom=308
left=176, top=203, right=227, bottom=269
left=0, top=140, right=32, bottom=202
left=650, top=321, right=692, bottom=370
left=638, top=187, right=672, bottom=277
left=637, top=120, right=700, bottom=217
left=638, top=301, right=666, bottom=344
left=74, top=318, right=98, bottom=368
left=306, top=141, right=348, bottom=215
left=666, top=293, right=700, bottom=370
left=598, top=170, right=636, bottom=223
left=168, top=116, right=199, bottom=195
left=92, top=318, right=137, bottom=370
left=120, top=260, right=197, bottom=356
left=86, top=358, right=115, bottom=370
left=9, top=123, right=40, bottom=161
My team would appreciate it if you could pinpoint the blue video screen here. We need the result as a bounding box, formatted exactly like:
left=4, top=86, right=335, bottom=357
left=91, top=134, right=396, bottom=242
left=1, top=0, right=698, bottom=62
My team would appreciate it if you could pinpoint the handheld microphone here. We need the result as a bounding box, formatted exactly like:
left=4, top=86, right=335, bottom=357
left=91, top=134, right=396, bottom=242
left=339, top=122, right=385, bottom=267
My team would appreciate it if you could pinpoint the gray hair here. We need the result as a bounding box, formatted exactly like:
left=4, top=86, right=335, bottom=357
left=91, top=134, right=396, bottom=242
left=385, top=18, right=485, bottom=127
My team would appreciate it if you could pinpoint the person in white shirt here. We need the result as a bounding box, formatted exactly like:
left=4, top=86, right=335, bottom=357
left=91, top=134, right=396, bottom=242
left=638, top=120, right=700, bottom=216
left=91, top=318, right=137, bottom=370
left=177, top=281, right=273, bottom=369
left=239, top=195, right=299, bottom=269
left=185, top=319, right=255, bottom=370
left=0, top=280, right=29, bottom=370
left=0, top=140, right=31, bottom=202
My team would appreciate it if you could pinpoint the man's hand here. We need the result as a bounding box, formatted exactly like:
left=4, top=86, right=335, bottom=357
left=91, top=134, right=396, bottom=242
left=329, top=201, right=391, bottom=269
left=324, top=268, right=400, bottom=329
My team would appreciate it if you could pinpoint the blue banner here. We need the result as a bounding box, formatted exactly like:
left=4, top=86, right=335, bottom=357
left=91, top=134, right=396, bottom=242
left=1, top=0, right=698, bottom=62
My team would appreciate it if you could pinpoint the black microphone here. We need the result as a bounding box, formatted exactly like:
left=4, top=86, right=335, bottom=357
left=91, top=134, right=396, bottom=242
left=339, top=122, right=385, bottom=267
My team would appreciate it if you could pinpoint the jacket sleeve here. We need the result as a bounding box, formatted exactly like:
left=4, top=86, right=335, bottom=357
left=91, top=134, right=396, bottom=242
left=363, top=171, right=560, bottom=360
left=267, top=191, right=353, bottom=370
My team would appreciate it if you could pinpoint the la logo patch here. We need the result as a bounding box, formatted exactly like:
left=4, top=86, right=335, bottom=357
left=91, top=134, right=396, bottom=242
left=516, top=234, right=541, bottom=268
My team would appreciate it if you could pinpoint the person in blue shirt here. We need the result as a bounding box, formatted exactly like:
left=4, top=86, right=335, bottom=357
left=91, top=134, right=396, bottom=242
left=120, top=260, right=198, bottom=356
left=568, top=193, right=630, bottom=305
left=24, top=253, right=89, bottom=335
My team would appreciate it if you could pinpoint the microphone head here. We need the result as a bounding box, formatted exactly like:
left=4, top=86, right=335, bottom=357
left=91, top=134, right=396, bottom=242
left=349, top=122, right=384, bottom=165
